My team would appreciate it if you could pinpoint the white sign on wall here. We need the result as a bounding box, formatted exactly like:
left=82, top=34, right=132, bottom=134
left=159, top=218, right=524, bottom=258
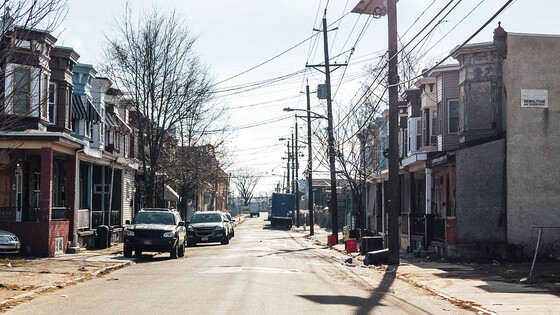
left=521, top=89, right=548, bottom=108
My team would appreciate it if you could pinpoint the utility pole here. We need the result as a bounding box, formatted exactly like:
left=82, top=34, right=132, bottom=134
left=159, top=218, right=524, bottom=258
left=322, top=16, right=339, bottom=244
left=387, top=0, right=400, bottom=265
left=286, top=141, right=291, bottom=194
left=306, top=84, right=314, bottom=235
left=306, top=15, right=346, bottom=243
left=294, top=118, right=300, bottom=227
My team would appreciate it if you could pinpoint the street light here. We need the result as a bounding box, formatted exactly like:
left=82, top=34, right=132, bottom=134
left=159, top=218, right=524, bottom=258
left=283, top=103, right=329, bottom=236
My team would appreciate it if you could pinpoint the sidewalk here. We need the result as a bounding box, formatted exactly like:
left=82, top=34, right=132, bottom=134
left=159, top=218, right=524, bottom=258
left=295, top=224, right=560, bottom=314
left=0, top=243, right=132, bottom=311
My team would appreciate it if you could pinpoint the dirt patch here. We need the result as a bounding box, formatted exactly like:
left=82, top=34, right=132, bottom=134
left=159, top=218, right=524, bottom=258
left=0, top=259, right=124, bottom=312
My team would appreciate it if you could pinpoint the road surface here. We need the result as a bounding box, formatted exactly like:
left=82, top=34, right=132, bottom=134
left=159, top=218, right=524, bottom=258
left=8, top=216, right=471, bottom=314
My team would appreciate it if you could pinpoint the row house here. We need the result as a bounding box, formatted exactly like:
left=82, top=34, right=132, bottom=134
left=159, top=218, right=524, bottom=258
left=0, top=22, right=140, bottom=255
left=365, top=24, right=560, bottom=260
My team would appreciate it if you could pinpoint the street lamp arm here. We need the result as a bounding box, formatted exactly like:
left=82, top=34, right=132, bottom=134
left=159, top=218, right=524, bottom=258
left=283, top=107, right=328, bottom=120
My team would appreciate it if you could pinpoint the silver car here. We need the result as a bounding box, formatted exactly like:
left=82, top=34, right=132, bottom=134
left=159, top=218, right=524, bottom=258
left=0, top=230, right=20, bottom=254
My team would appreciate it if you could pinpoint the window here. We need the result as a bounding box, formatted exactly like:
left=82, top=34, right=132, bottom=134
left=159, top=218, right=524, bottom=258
left=42, top=74, right=48, bottom=120
left=66, top=89, right=71, bottom=128
left=422, top=110, right=429, bottom=147
left=448, top=99, right=459, bottom=134
left=431, top=110, right=438, bottom=144
left=13, top=68, right=31, bottom=114
left=49, top=82, right=56, bottom=124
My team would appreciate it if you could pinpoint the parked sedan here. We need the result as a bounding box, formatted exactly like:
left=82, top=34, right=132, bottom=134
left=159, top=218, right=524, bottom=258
left=187, top=211, right=230, bottom=246
left=0, top=230, right=20, bottom=254
left=223, top=212, right=235, bottom=238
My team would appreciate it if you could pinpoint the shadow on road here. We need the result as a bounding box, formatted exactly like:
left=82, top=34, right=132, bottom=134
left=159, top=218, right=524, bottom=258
left=256, top=247, right=325, bottom=258
left=298, top=266, right=398, bottom=315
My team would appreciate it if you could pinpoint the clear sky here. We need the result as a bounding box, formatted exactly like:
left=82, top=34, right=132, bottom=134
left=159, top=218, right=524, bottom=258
left=57, top=0, right=559, bottom=196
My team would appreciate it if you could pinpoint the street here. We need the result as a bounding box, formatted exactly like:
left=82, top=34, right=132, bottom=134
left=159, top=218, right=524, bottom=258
left=8, top=216, right=471, bottom=314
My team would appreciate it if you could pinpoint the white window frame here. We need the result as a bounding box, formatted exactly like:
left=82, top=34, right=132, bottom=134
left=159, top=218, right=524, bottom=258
left=48, top=82, right=57, bottom=124
left=447, top=99, right=459, bottom=134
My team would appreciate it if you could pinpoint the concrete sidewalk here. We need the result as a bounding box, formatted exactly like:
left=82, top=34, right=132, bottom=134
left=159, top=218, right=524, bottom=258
left=295, top=224, right=560, bottom=314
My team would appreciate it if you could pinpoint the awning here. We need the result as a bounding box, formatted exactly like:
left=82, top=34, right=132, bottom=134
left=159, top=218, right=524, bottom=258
left=87, top=99, right=101, bottom=122
left=71, top=94, right=102, bottom=122
left=164, top=184, right=180, bottom=202
left=71, top=94, right=88, bottom=120
left=114, top=113, right=132, bottom=133
left=105, top=112, right=118, bottom=128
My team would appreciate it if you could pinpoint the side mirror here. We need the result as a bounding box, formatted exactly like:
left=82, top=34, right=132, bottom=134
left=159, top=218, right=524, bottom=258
left=178, top=221, right=185, bottom=226
left=125, top=220, right=131, bottom=225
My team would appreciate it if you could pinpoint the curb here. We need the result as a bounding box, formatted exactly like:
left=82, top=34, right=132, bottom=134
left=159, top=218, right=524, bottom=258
left=300, top=231, right=497, bottom=315
left=0, top=260, right=135, bottom=309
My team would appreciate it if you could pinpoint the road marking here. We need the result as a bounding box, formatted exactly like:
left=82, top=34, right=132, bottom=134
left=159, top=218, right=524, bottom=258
left=201, top=267, right=302, bottom=274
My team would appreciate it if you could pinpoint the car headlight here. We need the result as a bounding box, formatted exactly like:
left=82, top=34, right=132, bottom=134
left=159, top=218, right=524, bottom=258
left=187, top=226, right=194, bottom=232
left=214, top=226, right=223, bottom=231
left=163, top=231, right=176, bottom=238
left=125, top=229, right=135, bottom=237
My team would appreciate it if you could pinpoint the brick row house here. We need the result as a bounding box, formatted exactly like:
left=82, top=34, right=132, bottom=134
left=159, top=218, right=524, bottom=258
left=0, top=25, right=228, bottom=256
left=360, top=25, right=560, bottom=260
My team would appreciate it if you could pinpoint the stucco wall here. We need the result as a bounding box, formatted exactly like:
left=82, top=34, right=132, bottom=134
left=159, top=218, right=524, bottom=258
left=456, top=139, right=506, bottom=245
left=503, top=34, right=560, bottom=255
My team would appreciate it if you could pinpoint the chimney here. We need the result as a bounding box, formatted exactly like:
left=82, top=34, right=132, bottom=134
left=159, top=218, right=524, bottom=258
left=493, top=22, right=507, bottom=58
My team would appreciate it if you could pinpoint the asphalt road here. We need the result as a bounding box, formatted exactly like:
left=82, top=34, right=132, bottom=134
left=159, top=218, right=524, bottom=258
left=8, top=216, right=471, bottom=314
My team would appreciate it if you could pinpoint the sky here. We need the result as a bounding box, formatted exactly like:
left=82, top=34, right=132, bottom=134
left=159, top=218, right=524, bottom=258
left=56, top=0, right=559, bottom=196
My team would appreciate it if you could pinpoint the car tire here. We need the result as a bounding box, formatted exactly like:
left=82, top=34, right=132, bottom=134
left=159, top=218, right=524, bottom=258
left=135, top=250, right=142, bottom=256
left=170, top=244, right=178, bottom=259
left=221, top=234, right=229, bottom=245
left=178, top=241, right=185, bottom=257
left=124, top=245, right=132, bottom=258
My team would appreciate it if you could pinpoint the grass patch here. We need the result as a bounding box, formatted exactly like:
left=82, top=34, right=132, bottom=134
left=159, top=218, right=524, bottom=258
left=0, top=258, right=27, bottom=266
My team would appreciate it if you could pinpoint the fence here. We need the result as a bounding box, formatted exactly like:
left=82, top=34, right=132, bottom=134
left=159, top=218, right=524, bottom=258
left=529, top=225, right=560, bottom=278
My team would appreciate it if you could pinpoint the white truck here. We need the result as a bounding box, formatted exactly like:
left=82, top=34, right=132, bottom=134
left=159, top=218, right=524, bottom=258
left=249, top=203, right=260, bottom=217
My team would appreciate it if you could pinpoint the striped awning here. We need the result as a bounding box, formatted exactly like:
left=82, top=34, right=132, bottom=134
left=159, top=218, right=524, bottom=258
left=71, top=94, right=101, bottom=122
left=87, top=99, right=101, bottom=122
left=71, top=94, right=87, bottom=120
left=105, top=112, right=118, bottom=128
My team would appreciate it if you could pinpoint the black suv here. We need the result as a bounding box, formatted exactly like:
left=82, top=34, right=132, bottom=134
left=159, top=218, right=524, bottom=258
left=187, top=211, right=231, bottom=246
left=124, top=208, right=186, bottom=259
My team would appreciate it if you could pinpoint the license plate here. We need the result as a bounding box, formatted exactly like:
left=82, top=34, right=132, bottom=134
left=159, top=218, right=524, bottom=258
left=201, top=237, right=208, bottom=241
left=143, top=240, right=152, bottom=245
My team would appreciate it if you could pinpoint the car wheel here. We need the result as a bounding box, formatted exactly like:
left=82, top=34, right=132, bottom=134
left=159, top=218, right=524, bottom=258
left=232, top=231, right=235, bottom=237
left=221, top=234, right=229, bottom=245
left=124, top=245, right=132, bottom=258
left=178, top=241, right=185, bottom=257
left=170, top=244, right=178, bottom=259
left=135, top=250, right=142, bottom=256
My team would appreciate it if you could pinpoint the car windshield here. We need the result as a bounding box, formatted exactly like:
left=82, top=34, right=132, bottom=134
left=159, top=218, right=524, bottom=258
left=134, top=212, right=175, bottom=225
left=191, top=213, right=222, bottom=223
left=225, top=214, right=232, bottom=221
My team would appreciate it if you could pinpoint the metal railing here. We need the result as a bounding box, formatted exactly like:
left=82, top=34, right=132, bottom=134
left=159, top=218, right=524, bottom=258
left=433, top=218, right=446, bottom=241
left=529, top=225, right=560, bottom=278
left=91, top=210, right=122, bottom=228
left=0, top=207, right=14, bottom=222
left=92, top=211, right=103, bottom=228
left=412, top=216, right=425, bottom=235
left=51, top=207, right=69, bottom=221
left=0, top=207, right=40, bottom=222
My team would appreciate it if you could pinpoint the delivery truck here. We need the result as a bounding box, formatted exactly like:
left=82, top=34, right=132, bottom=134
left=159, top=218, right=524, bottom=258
left=249, top=203, right=260, bottom=217
left=270, top=193, right=295, bottom=228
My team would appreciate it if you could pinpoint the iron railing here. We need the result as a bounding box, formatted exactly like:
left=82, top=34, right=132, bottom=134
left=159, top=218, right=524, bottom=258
left=51, top=207, right=69, bottom=221
left=433, top=218, right=446, bottom=241
left=412, top=216, right=425, bottom=235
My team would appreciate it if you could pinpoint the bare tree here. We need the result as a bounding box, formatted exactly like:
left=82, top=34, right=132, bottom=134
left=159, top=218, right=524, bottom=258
left=104, top=6, right=213, bottom=207
left=235, top=168, right=260, bottom=206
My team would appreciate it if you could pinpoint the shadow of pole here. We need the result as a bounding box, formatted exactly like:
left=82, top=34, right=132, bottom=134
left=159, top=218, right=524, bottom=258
left=356, top=265, right=398, bottom=315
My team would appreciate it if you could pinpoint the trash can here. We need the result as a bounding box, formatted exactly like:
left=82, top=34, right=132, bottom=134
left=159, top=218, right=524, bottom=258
left=96, top=225, right=110, bottom=249
left=360, top=236, right=383, bottom=255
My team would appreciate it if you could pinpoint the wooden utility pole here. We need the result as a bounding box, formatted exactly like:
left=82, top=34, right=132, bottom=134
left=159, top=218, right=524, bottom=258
left=295, top=118, right=300, bottom=227
left=306, top=84, right=314, bottom=236
left=387, top=0, right=400, bottom=265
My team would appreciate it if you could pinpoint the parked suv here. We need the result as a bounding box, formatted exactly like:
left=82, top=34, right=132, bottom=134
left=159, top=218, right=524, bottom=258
left=124, top=208, right=186, bottom=259
left=223, top=212, right=235, bottom=238
left=187, top=211, right=230, bottom=246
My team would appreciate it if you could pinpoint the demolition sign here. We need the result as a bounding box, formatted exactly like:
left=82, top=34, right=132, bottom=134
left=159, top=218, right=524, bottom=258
left=521, top=89, right=548, bottom=108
